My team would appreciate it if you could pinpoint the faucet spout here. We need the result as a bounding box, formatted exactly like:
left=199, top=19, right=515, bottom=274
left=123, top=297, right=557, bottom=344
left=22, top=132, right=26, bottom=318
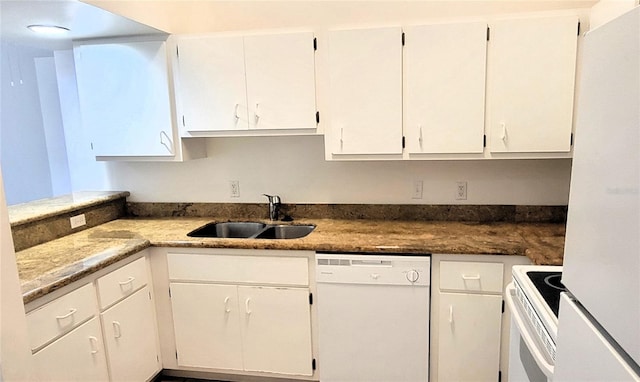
left=263, top=194, right=281, bottom=221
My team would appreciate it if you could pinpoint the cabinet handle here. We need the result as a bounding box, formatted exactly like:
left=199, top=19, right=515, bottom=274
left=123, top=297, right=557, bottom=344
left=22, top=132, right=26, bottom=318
left=55, top=308, right=77, bottom=320
left=234, top=103, right=240, bottom=120
left=254, top=103, right=260, bottom=124
left=88, top=336, right=99, bottom=354
left=418, top=125, right=423, bottom=147
left=160, top=130, right=174, bottom=154
left=224, top=296, right=231, bottom=313
left=112, top=321, right=122, bottom=338
left=118, top=276, right=135, bottom=287
left=449, top=305, right=454, bottom=324
left=245, top=298, right=252, bottom=315
left=501, top=122, right=507, bottom=142
left=461, top=274, right=481, bottom=281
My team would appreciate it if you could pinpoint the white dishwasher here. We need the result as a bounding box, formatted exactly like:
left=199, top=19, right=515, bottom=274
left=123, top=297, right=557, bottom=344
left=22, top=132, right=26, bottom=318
left=316, top=253, right=430, bottom=382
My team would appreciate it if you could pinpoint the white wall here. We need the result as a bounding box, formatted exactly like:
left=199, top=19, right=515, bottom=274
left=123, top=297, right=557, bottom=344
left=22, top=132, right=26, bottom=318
left=108, top=136, right=572, bottom=205
left=0, top=169, right=34, bottom=381
left=0, top=43, right=54, bottom=205
left=34, top=57, right=72, bottom=197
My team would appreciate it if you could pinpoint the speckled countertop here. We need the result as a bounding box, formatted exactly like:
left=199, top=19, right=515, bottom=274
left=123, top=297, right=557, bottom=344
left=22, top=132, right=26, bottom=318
left=8, top=191, right=129, bottom=226
left=16, top=217, right=565, bottom=304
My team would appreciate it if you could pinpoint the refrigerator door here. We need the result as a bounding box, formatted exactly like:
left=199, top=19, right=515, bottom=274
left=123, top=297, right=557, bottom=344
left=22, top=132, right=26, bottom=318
left=562, top=6, right=640, bottom=365
left=554, top=293, right=640, bottom=381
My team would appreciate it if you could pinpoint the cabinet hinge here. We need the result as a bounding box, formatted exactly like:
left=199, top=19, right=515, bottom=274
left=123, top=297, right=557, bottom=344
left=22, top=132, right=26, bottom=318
left=157, top=355, right=159, bottom=363
left=577, top=21, right=581, bottom=36
left=483, top=134, right=487, bottom=147
left=313, top=37, right=317, bottom=51
left=402, top=136, right=406, bottom=149
left=169, top=287, right=172, bottom=298
left=502, top=299, right=505, bottom=313
left=498, top=371, right=502, bottom=382
left=176, top=45, right=179, bottom=58
left=309, top=293, right=313, bottom=305
left=312, top=358, right=317, bottom=370
left=487, top=27, right=490, bottom=41
left=316, top=111, right=320, bottom=124
left=182, top=115, right=185, bottom=127
left=149, top=291, right=152, bottom=300
left=401, top=32, right=405, bottom=46
left=175, top=350, right=178, bottom=360
left=570, top=132, right=574, bottom=146
left=90, top=142, right=94, bottom=150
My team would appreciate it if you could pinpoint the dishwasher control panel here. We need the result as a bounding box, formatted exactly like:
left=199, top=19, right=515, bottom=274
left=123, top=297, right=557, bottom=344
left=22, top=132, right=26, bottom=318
left=316, top=253, right=430, bottom=286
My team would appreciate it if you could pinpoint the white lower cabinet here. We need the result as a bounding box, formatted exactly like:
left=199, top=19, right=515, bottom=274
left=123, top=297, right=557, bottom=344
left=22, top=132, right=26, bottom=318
left=238, top=286, right=313, bottom=375
left=431, top=255, right=531, bottom=382
left=171, top=283, right=244, bottom=370
left=28, top=253, right=160, bottom=382
left=170, top=283, right=312, bottom=375
left=101, top=286, right=160, bottom=381
left=32, top=317, right=109, bottom=382
left=167, top=251, right=314, bottom=377
left=437, top=293, right=502, bottom=382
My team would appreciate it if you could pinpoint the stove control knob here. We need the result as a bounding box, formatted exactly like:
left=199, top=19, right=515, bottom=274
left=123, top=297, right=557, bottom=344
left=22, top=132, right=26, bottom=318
left=406, top=270, right=420, bottom=283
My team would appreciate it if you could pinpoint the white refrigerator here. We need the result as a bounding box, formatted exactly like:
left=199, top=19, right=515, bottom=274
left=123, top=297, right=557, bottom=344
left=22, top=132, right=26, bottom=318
left=554, top=6, right=640, bottom=381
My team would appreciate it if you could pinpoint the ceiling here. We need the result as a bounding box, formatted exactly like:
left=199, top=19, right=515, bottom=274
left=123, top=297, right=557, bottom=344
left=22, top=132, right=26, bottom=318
left=85, top=0, right=598, bottom=34
left=0, top=0, right=166, bottom=51
left=0, top=1, right=598, bottom=51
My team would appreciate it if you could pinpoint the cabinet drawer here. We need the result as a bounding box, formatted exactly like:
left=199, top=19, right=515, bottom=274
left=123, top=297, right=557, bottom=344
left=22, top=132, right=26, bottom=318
left=439, top=261, right=504, bottom=293
left=97, top=257, right=148, bottom=310
left=26, top=283, right=97, bottom=351
left=168, top=254, right=309, bottom=286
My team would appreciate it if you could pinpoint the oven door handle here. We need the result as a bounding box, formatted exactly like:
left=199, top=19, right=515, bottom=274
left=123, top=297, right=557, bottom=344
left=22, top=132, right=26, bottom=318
left=505, top=283, right=555, bottom=379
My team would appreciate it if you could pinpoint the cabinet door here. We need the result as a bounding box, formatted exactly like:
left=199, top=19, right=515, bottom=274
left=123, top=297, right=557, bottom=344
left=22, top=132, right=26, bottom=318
left=238, top=286, right=313, bottom=376
left=33, top=317, right=109, bottom=382
left=101, top=286, right=160, bottom=382
left=486, top=16, right=578, bottom=153
left=328, top=27, right=403, bottom=155
left=170, top=283, right=243, bottom=370
left=176, top=35, right=249, bottom=131
left=437, top=292, right=502, bottom=382
left=74, top=40, right=175, bottom=157
left=244, top=32, right=316, bottom=130
left=404, top=22, right=487, bottom=154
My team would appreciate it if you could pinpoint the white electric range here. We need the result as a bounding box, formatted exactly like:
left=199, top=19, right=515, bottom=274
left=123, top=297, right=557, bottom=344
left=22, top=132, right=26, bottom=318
left=505, top=265, right=565, bottom=381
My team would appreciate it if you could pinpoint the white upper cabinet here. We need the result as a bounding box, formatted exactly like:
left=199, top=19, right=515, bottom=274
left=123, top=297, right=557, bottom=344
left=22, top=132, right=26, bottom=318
left=327, top=27, right=403, bottom=156
left=244, top=33, right=317, bottom=130
left=176, top=31, right=317, bottom=135
left=176, top=36, right=248, bottom=132
left=486, top=15, right=579, bottom=153
left=74, top=39, right=177, bottom=158
left=404, top=22, right=487, bottom=155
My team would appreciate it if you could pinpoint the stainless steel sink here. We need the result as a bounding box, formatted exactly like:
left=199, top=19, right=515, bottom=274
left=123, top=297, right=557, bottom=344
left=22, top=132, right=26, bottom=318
left=187, top=222, right=315, bottom=239
left=187, top=222, right=266, bottom=238
left=254, top=224, right=316, bottom=239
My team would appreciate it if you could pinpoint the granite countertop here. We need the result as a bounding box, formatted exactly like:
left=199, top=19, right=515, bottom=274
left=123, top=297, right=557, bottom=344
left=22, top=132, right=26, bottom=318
left=15, top=217, right=566, bottom=304
left=8, top=191, right=129, bottom=227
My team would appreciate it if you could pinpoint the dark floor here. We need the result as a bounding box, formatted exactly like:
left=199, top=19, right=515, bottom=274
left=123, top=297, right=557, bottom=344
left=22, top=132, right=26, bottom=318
left=153, top=373, right=228, bottom=382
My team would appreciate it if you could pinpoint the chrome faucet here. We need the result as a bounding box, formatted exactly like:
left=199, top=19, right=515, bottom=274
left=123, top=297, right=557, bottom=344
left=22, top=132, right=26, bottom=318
left=263, top=194, right=281, bottom=221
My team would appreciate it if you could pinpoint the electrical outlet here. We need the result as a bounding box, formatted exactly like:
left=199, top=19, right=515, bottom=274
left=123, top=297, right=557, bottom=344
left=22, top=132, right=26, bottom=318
left=412, top=180, right=423, bottom=199
left=70, top=214, right=86, bottom=229
left=456, top=181, right=467, bottom=200
left=230, top=180, right=240, bottom=198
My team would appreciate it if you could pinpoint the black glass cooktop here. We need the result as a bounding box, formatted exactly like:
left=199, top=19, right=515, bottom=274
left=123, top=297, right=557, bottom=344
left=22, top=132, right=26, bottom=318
left=526, top=271, right=567, bottom=317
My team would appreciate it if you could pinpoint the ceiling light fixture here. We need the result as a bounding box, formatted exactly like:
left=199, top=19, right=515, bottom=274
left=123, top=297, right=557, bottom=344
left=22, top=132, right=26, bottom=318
left=27, top=24, right=70, bottom=35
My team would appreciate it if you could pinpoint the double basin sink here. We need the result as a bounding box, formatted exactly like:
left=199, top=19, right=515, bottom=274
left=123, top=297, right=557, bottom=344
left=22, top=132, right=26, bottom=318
left=187, top=221, right=316, bottom=240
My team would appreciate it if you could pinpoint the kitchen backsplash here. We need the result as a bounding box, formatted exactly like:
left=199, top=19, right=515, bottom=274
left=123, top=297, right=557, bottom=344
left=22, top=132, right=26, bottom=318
left=126, top=202, right=567, bottom=223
